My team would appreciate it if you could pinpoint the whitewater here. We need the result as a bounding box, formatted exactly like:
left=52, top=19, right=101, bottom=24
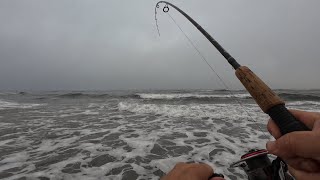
left=0, top=89, right=319, bottom=180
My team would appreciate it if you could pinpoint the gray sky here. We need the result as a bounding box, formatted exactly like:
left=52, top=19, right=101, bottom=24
left=0, top=0, right=319, bottom=90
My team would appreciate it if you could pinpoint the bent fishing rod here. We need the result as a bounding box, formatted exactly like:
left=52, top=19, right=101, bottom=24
left=155, top=1, right=309, bottom=135
left=155, top=1, right=310, bottom=179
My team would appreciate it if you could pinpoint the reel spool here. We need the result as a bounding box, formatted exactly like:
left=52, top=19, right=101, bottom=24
left=231, top=149, right=294, bottom=180
left=231, top=149, right=273, bottom=180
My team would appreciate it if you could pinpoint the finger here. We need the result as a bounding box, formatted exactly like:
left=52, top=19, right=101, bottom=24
left=209, top=177, right=225, bottom=180
left=266, top=131, right=320, bottom=159
left=288, top=166, right=320, bottom=180
left=313, top=120, right=320, bottom=131
left=192, top=163, right=214, bottom=179
left=266, top=110, right=320, bottom=138
left=173, top=162, right=186, bottom=169
left=289, top=109, right=320, bottom=129
left=284, top=157, right=320, bottom=172
left=267, top=119, right=282, bottom=139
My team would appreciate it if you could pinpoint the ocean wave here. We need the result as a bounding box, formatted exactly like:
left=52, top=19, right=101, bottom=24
left=120, top=94, right=141, bottom=99
left=118, top=101, right=258, bottom=118
left=0, top=99, right=42, bottom=110
left=118, top=100, right=320, bottom=119
left=287, top=101, right=320, bottom=106
left=57, top=93, right=110, bottom=98
left=0, top=92, right=20, bottom=95
left=135, top=93, right=251, bottom=100
left=279, top=93, right=320, bottom=101
left=134, top=92, right=320, bottom=101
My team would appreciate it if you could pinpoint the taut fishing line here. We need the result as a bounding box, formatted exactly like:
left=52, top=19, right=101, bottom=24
left=154, top=2, right=309, bottom=179
left=155, top=3, right=268, bottom=138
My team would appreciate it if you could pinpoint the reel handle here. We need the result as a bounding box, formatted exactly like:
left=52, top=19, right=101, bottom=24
left=235, top=66, right=310, bottom=134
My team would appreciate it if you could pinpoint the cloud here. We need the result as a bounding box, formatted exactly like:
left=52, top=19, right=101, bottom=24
left=0, top=0, right=319, bottom=90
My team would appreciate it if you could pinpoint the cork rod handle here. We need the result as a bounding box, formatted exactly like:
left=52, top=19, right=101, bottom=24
left=235, top=66, right=309, bottom=135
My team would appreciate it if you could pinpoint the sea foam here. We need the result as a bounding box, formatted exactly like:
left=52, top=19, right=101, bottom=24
left=0, top=99, right=42, bottom=110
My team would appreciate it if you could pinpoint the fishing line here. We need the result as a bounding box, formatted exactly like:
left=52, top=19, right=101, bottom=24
left=155, top=4, right=161, bottom=36
left=157, top=6, right=268, bottom=138
left=154, top=3, right=310, bottom=179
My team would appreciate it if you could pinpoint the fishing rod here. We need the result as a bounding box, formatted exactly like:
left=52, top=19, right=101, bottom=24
left=155, top=1, right=310, bottom=179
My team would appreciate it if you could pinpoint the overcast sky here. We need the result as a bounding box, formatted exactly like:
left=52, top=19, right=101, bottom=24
left=0, top=0, right=319, bottom=91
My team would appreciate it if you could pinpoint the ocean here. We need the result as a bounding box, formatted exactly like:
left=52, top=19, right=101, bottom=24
left=0, top=89, right=319, bottom=180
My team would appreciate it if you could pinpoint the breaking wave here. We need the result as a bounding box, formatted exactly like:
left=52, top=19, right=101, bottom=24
left=134, top=92, right=320, bottom=102
left=279, top=93, right=320, bottom=101
left=118, top=101, right=257, bottom=118
left=287, top=101, right=320, bottom=106
left=57, top=93, right=110, bottom=98
left=13, top=91, right=320, bottom=102
left=0, top=99, right=42, bottom=110
left=135, top=93, right=251, bottom=100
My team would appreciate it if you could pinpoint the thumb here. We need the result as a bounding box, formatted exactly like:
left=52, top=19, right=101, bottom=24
left=267, top=131, right=320, bottom=172
left=266, top=131, right=320, bottom=159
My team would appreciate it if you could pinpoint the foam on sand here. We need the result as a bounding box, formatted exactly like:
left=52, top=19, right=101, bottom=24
left=1, top=90, right=319, bottom=179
